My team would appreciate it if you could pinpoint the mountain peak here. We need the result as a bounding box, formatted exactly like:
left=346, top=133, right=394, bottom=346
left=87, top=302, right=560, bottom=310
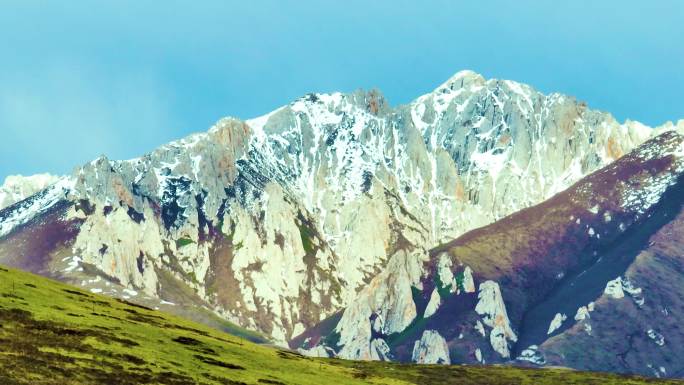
left=435, top=69, right=486, bottom=92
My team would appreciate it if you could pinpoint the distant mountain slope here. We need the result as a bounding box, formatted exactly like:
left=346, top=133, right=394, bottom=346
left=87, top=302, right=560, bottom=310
left=538, top=182, right=684, bottom=377
left=0, top=174, right=60, bottom=210
left=0, top=71, right=655, bottom=345
left=1, top=264, right=681, bottom=385
left=296, top=130, right=684, bottom=378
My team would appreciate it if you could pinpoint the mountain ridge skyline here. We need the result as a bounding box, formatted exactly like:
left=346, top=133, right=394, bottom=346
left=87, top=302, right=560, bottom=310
left=3, top=68, right=684, bottom=185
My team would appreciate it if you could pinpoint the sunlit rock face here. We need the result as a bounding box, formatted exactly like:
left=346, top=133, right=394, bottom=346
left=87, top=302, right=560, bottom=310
left=474, top=280, right=517, bottom=358
left=0, top=70, right=663, bottom=348
left=412, top=330, right=450, bottom=364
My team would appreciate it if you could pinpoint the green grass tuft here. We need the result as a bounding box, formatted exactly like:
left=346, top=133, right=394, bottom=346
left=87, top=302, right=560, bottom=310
left=297, top=222, right=315, bottom=254
left=175, top=237, right=195, bottom=248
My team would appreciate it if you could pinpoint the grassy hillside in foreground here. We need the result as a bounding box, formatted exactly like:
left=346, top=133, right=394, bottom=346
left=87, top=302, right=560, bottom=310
left=0, top=265, right=682, bottom=385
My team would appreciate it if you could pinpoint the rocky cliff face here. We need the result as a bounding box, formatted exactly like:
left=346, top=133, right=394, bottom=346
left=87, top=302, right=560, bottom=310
left=0, top=71, right=662, bottom=349
left=295, top=130, right=684, bottom=378
left=0, top=174, right=60, bottom=210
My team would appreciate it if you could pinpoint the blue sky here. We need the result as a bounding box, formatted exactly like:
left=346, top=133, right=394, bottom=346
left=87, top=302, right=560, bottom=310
left=1, top=1, right=683, bottom=181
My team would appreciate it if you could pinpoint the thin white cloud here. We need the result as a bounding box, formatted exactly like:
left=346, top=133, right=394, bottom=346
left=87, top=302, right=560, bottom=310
left=0, top=60, right=176, bottom=178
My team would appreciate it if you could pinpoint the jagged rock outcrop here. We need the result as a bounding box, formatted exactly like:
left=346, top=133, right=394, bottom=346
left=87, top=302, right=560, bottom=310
left=423, top=288, right=441, bottom=318
left=474, top=280, right=517, bottom=358
left=412, top=330, right=450, bottom=364
left=333, top=249, right=425, bottom=360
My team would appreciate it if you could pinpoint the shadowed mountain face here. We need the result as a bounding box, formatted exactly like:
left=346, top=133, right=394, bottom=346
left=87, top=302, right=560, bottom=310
left=0, top=71, right=682, bottom=378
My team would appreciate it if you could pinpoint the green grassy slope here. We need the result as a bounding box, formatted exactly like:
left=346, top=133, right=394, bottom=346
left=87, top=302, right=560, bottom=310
left=0, top=265, right=681, bottom=385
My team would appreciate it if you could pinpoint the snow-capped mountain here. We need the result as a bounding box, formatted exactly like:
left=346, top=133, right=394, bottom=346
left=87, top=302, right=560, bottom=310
left=0, top=174, right=60, bottom=210
left=0, top=70, right=678, bottom=367
left=293, top=130, right=684, bottom=378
